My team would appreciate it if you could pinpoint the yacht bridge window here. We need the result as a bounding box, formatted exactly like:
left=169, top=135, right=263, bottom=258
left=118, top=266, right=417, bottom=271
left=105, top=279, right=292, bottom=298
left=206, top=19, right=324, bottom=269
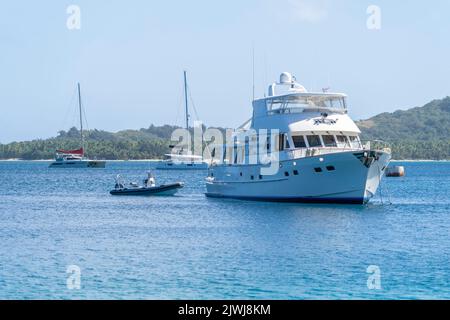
left=292, top=135, right=307, bottom=148
left=349, top=136, right=361, bottom=148
left=322, top=135, right=337, bottom=147
left=336, top=135, right=349, bottom=147
left=307, top=135, right=322, bottom=148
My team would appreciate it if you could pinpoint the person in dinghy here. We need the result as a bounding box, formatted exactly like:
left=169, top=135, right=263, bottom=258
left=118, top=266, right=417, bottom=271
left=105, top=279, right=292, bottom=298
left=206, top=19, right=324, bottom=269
left=110, top=172, right=183, bottom=196
left=143, top=172, right=156, bottom=187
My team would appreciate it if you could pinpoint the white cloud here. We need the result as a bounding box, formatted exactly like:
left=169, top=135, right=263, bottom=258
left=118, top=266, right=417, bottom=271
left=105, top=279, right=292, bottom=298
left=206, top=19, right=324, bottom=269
left=287, top=0, right=329, bottom=23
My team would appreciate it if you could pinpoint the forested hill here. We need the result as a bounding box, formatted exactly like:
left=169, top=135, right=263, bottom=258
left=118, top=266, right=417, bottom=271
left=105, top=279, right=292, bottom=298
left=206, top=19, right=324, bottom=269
left=358, top=97, right=450, bottom=141
left=357, top=97, right=450, bottom=160
left=0, top=125, right=179, bottom=160
left=1, top=98, right=449, bottom=160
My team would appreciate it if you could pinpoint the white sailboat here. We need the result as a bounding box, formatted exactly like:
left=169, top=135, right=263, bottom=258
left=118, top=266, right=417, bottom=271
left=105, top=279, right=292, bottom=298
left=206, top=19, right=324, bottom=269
left=156, top=71, right=209, bottom=170
left=49, top=83, right=106, bottom=168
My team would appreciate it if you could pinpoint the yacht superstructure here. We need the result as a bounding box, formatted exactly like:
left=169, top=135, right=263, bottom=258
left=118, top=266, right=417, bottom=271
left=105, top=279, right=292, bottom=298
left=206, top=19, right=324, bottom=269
left=205, top=72, right=391, bottom=204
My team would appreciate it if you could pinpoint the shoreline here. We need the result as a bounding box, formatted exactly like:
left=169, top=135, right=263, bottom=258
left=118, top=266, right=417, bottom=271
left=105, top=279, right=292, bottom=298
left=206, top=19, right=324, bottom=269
left=0, top=159, right=448, bottom=163
left=0, top=159, right=162, bottom=162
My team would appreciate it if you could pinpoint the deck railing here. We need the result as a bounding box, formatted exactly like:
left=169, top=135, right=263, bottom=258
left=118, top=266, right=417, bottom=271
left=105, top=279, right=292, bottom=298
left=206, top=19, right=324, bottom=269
left=286, top=140, right=391, bottom=160
left=210, top=140, right=391, bottom=166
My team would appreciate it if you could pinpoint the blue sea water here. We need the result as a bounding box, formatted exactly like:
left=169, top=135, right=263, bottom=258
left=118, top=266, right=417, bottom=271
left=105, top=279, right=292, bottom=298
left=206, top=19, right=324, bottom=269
left=0, top=161, right=448, bottom=300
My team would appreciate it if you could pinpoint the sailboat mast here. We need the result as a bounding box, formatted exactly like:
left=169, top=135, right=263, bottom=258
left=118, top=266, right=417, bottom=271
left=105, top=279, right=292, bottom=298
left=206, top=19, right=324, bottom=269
left=77, top=83, right=84, bottom=152
left=183, top=71, right=189, bottom=131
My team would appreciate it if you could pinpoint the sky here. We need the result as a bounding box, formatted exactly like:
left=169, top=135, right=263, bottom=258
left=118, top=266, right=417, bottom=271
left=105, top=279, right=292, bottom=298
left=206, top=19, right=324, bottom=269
left=1, top=0, right=449, bottom=143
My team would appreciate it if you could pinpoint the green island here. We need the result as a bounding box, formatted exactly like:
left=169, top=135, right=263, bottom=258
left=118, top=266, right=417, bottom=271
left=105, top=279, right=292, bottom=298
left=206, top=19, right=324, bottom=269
left=357, top=97, right=450, bottom=160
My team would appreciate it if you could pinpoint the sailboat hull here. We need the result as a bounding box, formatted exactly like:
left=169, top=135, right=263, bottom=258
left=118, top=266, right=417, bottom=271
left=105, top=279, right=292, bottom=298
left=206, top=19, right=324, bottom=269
left=156, top=161, right=209, bottom=170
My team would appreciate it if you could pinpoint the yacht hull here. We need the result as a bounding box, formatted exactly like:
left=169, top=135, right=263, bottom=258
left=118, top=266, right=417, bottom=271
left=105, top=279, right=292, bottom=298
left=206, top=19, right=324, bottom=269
left=205, top=150, right=391, bottom=204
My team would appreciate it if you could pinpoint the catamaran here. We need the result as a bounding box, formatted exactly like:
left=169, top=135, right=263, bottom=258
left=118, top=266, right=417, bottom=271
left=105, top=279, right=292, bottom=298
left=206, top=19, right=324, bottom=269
left=205, top=72, right=391, bottom=204
left=49, top=83, right=106, bottom=168
left=156, top=71, right=209, bottom=170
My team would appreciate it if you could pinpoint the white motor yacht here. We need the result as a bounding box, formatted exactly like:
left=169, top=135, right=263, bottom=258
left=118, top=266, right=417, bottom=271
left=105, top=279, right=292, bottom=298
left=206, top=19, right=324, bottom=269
left=205, top=72, right=391, bottom=204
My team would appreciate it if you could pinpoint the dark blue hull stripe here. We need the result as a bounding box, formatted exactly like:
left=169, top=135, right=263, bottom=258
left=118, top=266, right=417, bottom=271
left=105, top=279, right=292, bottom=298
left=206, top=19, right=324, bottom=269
left=205, top=193, right=366, bottom=205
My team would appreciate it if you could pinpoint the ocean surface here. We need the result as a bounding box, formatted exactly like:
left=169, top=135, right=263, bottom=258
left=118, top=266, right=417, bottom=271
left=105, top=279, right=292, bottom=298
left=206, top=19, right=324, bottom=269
left=0, top=161, right=448, bottom=300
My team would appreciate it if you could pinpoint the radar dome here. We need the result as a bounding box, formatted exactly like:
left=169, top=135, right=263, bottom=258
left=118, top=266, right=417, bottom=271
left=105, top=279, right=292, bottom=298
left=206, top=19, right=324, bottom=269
left=280, top=72, right=293, bottom=84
